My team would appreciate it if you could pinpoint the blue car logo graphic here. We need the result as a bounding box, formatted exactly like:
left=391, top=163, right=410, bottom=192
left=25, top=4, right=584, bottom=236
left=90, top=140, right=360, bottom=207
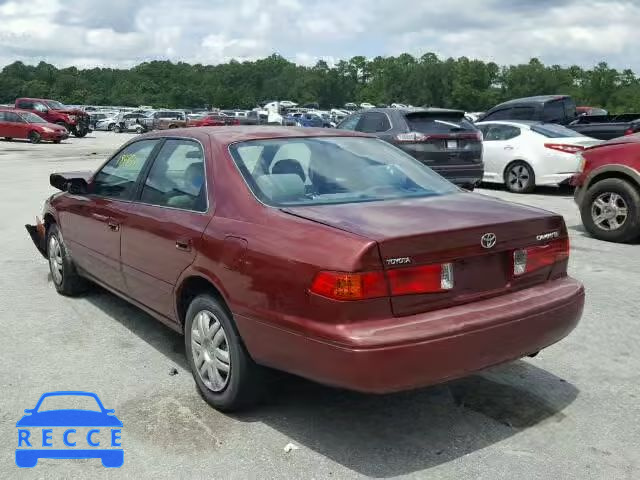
left=16, top=391, right=123, bottom=468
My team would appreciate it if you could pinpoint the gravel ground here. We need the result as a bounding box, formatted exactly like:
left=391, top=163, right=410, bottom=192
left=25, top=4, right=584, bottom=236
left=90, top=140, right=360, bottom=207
left=0, top=131, right=638, bottom=479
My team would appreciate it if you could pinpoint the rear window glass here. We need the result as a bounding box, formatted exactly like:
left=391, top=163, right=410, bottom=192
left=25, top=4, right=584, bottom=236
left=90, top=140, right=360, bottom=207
left=543, top=100, right=567, bottom=123
left=531, top=124, right=584, bottom=138
left=229, top=137, right=457, bottom=207
left=405, top=114, right=476, bottom=134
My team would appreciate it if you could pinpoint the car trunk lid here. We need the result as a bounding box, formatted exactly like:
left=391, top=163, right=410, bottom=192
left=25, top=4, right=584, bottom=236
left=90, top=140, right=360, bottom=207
left=283, top=193, right=566, bottom=316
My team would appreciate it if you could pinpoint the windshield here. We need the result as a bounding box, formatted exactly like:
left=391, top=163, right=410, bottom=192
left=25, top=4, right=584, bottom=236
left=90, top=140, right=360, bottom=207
left=20, top=112, right=47, bottom=123
left=531, top=124, right=584, bottom=138
left=45, top=100, right=66, bottom=110
left=229, top=136, right=458, bottom=207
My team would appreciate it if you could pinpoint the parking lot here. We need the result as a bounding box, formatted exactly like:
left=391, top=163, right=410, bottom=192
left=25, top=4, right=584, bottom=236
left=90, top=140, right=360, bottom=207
left=0, top=131, right=638, bottom=479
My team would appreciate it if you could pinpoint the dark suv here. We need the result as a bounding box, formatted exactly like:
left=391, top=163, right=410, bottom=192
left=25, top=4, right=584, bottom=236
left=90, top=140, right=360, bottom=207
left=337, top=108, right=483, bottom=188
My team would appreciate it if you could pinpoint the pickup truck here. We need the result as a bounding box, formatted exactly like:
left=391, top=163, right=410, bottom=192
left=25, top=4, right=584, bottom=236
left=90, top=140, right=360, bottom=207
left=15, top=98, right=91, bottom=137
left=568, top=113, right=640, bottom=140
left=479, top=95, right=640, bottom=140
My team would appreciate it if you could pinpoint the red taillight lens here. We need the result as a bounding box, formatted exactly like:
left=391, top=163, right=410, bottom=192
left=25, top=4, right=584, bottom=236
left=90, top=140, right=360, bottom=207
left=386, top=263, right=454, bottom=295
left=544, top=143, right=585, bottom=154
left=513, top=238, right=569, bottom=276
left=310, top=271, right=388, bottom=301
left=232, top=119, right=240, bottom=125
left=624, top=128, right=634, bottom=136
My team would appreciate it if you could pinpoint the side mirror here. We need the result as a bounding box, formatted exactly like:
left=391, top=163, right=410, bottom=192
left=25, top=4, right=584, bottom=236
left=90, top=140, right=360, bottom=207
left=50, top=173, right=88, bottom=194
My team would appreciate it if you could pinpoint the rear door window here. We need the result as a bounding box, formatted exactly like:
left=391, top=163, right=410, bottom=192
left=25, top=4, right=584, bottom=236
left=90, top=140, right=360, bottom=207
left=140, top=139, right=207, bottom=212
left=483, top=125, right=521, bottom=141
left=16, top=100, right=33, bottom=109
left=509, top=107, right=535, bottom=120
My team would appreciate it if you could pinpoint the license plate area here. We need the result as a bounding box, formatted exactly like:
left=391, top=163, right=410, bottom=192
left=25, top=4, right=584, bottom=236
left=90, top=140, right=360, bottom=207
left=455, top=253, right=508, bottom=294
left=447, top=139, right=458, bottom=149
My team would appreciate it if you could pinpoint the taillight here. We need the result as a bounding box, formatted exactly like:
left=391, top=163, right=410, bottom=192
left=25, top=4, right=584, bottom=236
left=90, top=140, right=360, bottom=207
left=512, top=238, right=569, bottom=276
left=395, top=132, right=431, bottom=142
left=544, top=143, right=585, bottom=154
left=232, top=119, right=240, bottom=125
left=386, top=263, right=454, bottom=295
left=310, top=271, right=387, bottom=301
left=624, top=128, right=634, bottom=136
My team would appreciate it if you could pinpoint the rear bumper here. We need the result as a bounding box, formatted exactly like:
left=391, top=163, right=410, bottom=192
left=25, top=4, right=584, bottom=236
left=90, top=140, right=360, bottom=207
left=537, top=173, right=577, bottom=186
left=236, top=277, right=584, bottom=393
left=431, top=164, right=484, bottom=186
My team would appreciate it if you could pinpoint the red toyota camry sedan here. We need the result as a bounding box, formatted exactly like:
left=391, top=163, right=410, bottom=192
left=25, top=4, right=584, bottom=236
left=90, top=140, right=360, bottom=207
left=26, top=127, right=584, bottom=411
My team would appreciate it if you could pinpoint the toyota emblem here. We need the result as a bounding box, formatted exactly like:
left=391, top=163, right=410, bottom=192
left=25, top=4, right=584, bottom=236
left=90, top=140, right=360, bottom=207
left=481, top=233, right=497, bottom=249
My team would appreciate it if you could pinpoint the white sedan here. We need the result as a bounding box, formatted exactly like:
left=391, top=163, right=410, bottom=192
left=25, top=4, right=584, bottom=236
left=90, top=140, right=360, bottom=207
left=476, top=121, right=601, bottom=193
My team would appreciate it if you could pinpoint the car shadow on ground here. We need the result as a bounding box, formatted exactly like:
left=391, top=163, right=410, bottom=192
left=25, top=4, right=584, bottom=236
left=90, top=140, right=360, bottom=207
left=235, top=363, right=578, bottom=477
left=83, top=286, right=188, bottom=370
left=81, top=284, right=579, bottom=477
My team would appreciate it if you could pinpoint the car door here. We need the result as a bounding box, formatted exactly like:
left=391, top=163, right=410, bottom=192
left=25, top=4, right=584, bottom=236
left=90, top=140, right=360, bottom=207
left=481, top=124, right=521, bottom=181
left=5, top=111, right=29, bottom=139
left=120, top=138, right=211, bottom=320
left=61, top=139, right=162, bottom=292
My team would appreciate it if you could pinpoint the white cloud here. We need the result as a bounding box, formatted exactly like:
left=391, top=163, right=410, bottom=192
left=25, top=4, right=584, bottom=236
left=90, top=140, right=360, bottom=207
left=0, top=0, right=639, bottom=71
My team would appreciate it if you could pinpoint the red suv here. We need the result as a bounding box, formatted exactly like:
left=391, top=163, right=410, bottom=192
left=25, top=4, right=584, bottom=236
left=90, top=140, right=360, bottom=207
left=15, top=98, right=90, bottom=137
left=572, top=134, right=640, bottom=242
left=0, top=108, right=68, bottom=143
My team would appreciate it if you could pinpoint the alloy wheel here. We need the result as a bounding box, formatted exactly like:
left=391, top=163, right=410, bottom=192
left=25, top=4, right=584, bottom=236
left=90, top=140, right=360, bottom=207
left=191, top=310, right=231, bottom=392
left=507, top=164, right=530, bottom=192
left=48, top=235, right=63, bottom=285
left=591, top=192, right=628, bottom=231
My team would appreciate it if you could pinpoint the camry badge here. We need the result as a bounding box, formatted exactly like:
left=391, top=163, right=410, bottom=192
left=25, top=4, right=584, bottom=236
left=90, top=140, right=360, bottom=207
left=481, top=233, right=497, bottom=249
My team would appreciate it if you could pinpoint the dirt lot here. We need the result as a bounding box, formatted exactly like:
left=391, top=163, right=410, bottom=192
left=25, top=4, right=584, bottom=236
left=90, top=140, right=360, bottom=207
left=0, top=132, right=638, bottom=479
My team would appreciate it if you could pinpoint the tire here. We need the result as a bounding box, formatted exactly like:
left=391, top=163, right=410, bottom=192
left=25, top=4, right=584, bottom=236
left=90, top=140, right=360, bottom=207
left=28, top=131, right=41, bottom=144
left=53, top=139, right=61, bottom=144
left=4, top=137, right=12, bottom=141
left=74, top=128, right=88, bottom=138
left=580, top=178, right=640, bottom=243
left=504, top=161, right=535, bottom=193
left=185, top=294, right=266, bottom=411
left=113, top=125, right=122, bottom=133
left=46, top=223, right=87, bottom=295
left=108, top=123, right=116, bottom=131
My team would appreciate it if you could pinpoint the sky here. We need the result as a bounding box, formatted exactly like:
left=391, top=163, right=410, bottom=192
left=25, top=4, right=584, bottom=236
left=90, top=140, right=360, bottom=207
left=0, top=0, right=639, bottom=71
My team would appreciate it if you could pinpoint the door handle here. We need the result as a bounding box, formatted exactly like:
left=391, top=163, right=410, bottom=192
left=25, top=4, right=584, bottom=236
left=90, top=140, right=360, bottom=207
left=91, top=213, right=109, bottom=222
left=504, top=145, right=514, bottom=150
left=107, top=220, right=120, bottom=232
left=176, top=239, right=192, bottom=252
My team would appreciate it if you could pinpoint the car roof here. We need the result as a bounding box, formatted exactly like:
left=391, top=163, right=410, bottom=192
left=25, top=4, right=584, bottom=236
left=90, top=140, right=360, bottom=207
left=492, top=95, right=570, bottom=109
left=363, top=107, right=466, bottom=115
left=475, top=120, right=540, bottom=128
left=142, top=126, right=371, bottom=144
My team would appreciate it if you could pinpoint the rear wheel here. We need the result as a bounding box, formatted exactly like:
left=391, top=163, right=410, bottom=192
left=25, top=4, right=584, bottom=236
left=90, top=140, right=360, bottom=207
left=580, top=178, right=640, bottom=243
left=46, top=224, right=87, bottom=295
left=4, top=137, right=12, bottom=141
left=28, top=131, right=41, bottom=144
left=108, top=123, right=116, bottom=131
left=74, top=127, right=88, bottom=138
left=113, top=124, right=122, bottom=133
left=505, top=161, right=535, bottom=193
left=185, top=294, right=266, bottom=411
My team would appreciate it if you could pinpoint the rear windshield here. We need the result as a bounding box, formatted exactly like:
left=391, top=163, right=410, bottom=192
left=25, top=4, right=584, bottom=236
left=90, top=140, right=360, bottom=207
left=405, top=113, right=477, bottom=134
left=229, top=137, right=458, bottom=207
left=531, top=124, right=584, bottom=138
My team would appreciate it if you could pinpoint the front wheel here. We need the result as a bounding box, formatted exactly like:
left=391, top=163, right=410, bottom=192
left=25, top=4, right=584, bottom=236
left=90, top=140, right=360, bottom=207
left=73, top=127, right=88, bottom=138
left=505, top=161, right=535, bottom=193
left=28, top=131, right=41, bottom=144
left=47, top=224, right=87, bottom=295
left=185, top=294, right=266, bottom=411
left=580, top=178, right=640, bottom=243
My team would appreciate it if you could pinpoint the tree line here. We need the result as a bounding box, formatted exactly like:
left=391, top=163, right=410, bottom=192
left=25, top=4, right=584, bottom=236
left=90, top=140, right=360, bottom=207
left=1, top=53, right=639, bottom=113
